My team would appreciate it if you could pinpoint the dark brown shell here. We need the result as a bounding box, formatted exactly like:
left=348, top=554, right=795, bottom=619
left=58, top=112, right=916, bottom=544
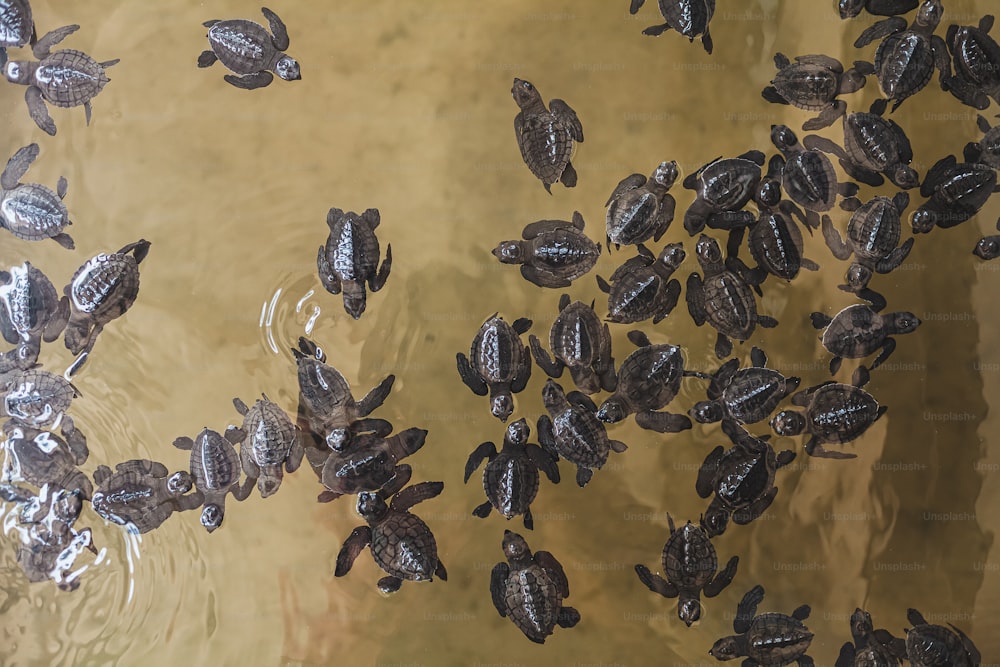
left=483, top=450, right=539, bottom=520
left=663, top=521, right=718, bottom=590
left=701, top=271, right=757, bottom=341
left=206, top=19, right=279, bottom=74
left=803, top=383, right=880, bottom=445
left=747, top=613, right=815, bottom=664
left=36, top=49, right=111, bottom=108
left=371, top=510, right=440, bottom=581
left=1, top=183, right=70, bottom=241
left=4, top=368, right=76, bottom=427
left=0, top=0, right=33, bottom=48
left=68, top=244, right=145, bottom=320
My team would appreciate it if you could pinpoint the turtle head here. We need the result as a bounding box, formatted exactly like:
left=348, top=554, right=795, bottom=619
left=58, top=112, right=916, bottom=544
left=200, top=504, right=224, bottom=532
left=770, top=124, right=798, bottom=153
left=506, top=418, right=529, bottom=446
left=690, top=400, right=724, bottom=424
left=702, top=505, right=729, bottom=538
left=889, top=311, right=921, bottom=334
left=501, top=529, right=531, bottom=563
left=891, top=164, right=920, bottom=190
left=678, top=597, right=703, bottom=626
left=596, top=397, right=627, bottom=424
left=511, top=78, right=542, bottom=110
left=655, top=243, right=686, bottom=277
left=49, top=488, right=83, bottom=525
left=326, top=427, right=351, bottom=451
left=756, top=179, right=782, bottom=209
left=357, top=491, right=388, bottom=522
left=3, top=60, right=31, bottom=85
left=850, top=608, right=874, bottom=642
left=695, top=234, right=723, bottom=269
left=770, top=410, right=806, bottom=437
left=652, top=160, right=679, bottom=189
left=844, top=263, right=873, bottom=291
left=167, top=471, right=193, bottom=495
left=274, top=55, right=300, bottom=81
left=257, top=473, right=282, bottom=499
left=910, top=208, right=936, bottom=234
left=490, top=392, right=514, bottom=423
left=838, top=0, right=865, bottom=18
left=540, top=379, right=565, bottom=411
left=916, top=0, right=943, bottom=30
left=709, top=635, right=742, bottom=660
left=975, top=236, right=1000, bottom=260
left=492, top=241, right=524, bottom=265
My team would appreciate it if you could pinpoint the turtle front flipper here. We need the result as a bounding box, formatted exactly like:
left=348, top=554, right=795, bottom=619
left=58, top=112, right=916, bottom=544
left=529, top=335, right=564, bottom=378
left=370, top=244, right=392, bottom=292
left=335, top=525, right=372, bottom=577
left=635, top=564, right=678, bottom=598
left=490, top=562, right=510, bottom=617
left=390, top=480, right=443, bottom=513
left=464, top=441, right=497, bottom=482
left=224, top=71, right=274, bottom=90
left=24, top=87, right=55, bottom=136
left=635, top=410, right=692, bottom=433
left=1, top=143, right=39, bottom=189
left=549, top=99, right=583, bottom=142
left=261, top=7, right=290, bottom=51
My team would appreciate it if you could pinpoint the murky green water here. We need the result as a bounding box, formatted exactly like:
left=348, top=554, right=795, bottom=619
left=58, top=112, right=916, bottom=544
left=1, top=1, right=999, bottom=665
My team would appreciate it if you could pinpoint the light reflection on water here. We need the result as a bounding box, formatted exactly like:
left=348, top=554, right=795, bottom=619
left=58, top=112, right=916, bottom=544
left=0, top=0, right=999, bottom=665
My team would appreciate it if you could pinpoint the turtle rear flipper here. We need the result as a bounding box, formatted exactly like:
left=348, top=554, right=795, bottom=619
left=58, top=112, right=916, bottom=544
left=559, top=161, right=578, bottom=189
left=704, top=555, right=739, bottom=597
left=642, top=22, right=671, bottom=37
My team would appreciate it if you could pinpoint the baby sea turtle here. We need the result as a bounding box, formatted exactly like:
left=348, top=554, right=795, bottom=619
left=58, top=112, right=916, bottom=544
left=696, top=420, right=795, bottom=537
left=823, top=192, right=913, bottom=296
left=512, top=78, right=583, bottom=193
left=91, top=459, right=200, bottom=534
left=803, top=99, right=919, bottom=189
left=835, top=608, right=907, bottom=667
left=597, top=243, right=685, bottom=324
left=839, top=0, right=919, bottom=19
left=762, top=53, right=867, bottom=131
left=730, top=157, right=818, bottom=284
left=529, top=294, right=615, bottom=395
left=490, top=530, right=580, bottom=644
left=173, top=427, right=254, bottom=533
left=973, top=216, right=1000, bottom=260
left=4, top=485, right=95, bottom=591
left=943, top=14, right=1000, bottom=109
left=3, top=24, right=118, bottom=136
left=0, top=0, right=34, bottom=55
left=317, top=207, right=391, bottom=320
left=0, top=261, right=68, bottom=347
left=537, top=379, right=627, bottom=488
left=687, top=234, right=777, bottom=359
left=2, top=420, right=91, bottom=498
left=690, top=346, right=800, bottom=430
left=457, top=314, right=532, bottom=422
left=605, top=161, right=679, bottom=249
left=911, top=153, right=999, bottom=233
left=597, top=330, right=703, bottom=433
left=3, top=367, right=78, bottom=428
left=710, top=584, right=814, bottom=666
left=63, top=239, right=151, bottom=363
left=0, top=144, right=74, bottom=249
left=683, top=151, right=765, bottom=235
left=335, top=476, right=447, bottom=593
left=493, top=211, right=600, bottom=288
left=198, top=7, right=300, bottom=89
left=635, top=514, right=738, bottom=627
left=632, top=0, right=715, bottom=53
left=770, top=124, right=858, bottom=228
left=853, top=0, right=949, bottom=111
left=810, top=302, right=920, bottom=374
left=465, top=418, right=559, bottom=530
left=771, top=366, right=886, bottom=459
left=232, top=394, right=302, bottom=498
left=314, top=427, right=426, bottom=503
left=293, top=336, right=395, bottom=450
left=904, top=608, right=981, bottom=667
left=965, top=114, right=1000, bottom=169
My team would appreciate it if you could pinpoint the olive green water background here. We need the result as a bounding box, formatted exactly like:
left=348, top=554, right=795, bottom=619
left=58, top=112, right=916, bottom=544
left=1, top=0, right=999, bottom=665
